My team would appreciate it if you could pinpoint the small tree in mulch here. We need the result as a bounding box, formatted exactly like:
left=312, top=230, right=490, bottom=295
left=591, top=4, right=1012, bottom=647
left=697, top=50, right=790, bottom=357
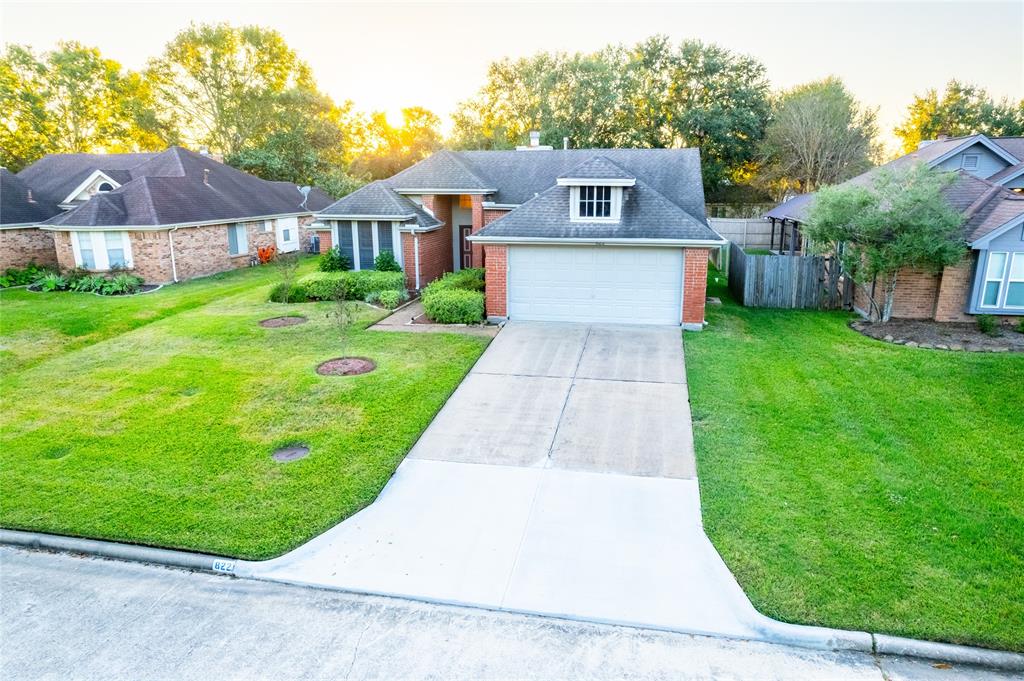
left=274, top=252, right=300, bottom=300
left=332, top=293, right=359, bottom=356
left=804, top=163, right=966, bottom=322
left=316, top=294, right=375, bottom=376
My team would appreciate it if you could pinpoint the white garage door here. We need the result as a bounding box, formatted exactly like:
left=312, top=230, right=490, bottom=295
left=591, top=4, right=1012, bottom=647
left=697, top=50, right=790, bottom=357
left=508, top=246, right=683, bottom=325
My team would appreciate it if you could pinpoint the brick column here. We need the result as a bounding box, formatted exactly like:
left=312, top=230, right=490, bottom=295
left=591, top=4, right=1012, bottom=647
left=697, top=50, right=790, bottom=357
left=470, top=194, right=485, bottom=267
left=484, top=245, right=507, bottom=319
left=933, top=255, right=975, bottom=322
left=682, top=248, right=709, bottom=328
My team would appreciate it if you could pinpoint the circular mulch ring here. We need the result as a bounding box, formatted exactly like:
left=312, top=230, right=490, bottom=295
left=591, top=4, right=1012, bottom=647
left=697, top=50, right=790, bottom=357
left=272, top=445, right=310, bottom=463
left=259, top=315, right=308, bottom=328
left=316, top=357, right=376, bottom=376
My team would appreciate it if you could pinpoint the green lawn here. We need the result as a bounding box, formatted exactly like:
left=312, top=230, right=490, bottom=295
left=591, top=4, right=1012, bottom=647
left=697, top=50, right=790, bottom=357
left=0, top=263, right=489, bottom=559
left=685, top=270, right=1024, bottom=651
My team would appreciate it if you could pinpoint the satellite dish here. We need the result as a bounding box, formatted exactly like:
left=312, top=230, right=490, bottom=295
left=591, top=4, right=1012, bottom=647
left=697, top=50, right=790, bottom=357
left=298, top=185, right=312, bottom=209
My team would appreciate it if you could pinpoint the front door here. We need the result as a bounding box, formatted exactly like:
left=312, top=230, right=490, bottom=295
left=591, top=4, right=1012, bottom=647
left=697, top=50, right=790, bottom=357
left=460, top=226, right=472, bottom=269
left=276, top=217, right=299, bottom=253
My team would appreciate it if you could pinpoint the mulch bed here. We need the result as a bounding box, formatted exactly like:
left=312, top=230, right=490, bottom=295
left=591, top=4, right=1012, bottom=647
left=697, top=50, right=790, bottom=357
left=316, top=357, right=376, bottom=376
left=852, top=319, right=1024, bottom=352
left=259, top=315, right=308, bottom=328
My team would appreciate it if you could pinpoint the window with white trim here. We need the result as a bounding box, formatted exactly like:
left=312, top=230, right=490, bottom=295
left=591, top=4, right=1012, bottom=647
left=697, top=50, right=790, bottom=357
left=72, top=231, right=132, bottom=270
left=981, top=251, right=1009, bottom=307
left=263, top=219, right=274, bottom=233
left=579, top=185, right=611, bottom=218
left=1006, top=252, right=1024, bottom=308
left=961, top=154, right=980, bottom=171
left=228, top=223, right=248, bottom=256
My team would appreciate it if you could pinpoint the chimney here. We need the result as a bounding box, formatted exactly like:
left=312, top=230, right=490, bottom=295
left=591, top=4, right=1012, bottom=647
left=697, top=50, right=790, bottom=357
left=26, top=189, right=36, bottom=203
left=529, top=130, right=541, bottom=147
left=936, top=134, right=949, bottom=141
left=203, top=168, right=210, bottom=186
left=563, top=137, right=569, bottom=150
left=516, top=130, right=554, bottom=151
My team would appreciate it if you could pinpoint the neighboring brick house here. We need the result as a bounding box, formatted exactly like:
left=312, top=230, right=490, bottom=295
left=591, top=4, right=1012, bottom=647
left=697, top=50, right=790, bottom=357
left=765, top=134, right=1024, bottom=322
left=0, top=169, right=62, bottom=270
left=314, top=137, right=725, bottom=328
left=18, top=147, right=332, bottom=283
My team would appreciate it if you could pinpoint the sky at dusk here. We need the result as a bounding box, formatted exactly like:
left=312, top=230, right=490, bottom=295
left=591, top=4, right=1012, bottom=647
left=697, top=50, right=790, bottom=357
left=2, top=0, right=1022, bottom=153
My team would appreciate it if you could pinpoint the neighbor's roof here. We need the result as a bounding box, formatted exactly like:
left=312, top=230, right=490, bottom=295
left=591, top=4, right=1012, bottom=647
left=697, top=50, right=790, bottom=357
left=763, top=194, right=814, bottom=222
left=17, top=152, right=159, bottom=206
left=318, top=180, right=442, bottom=229
left=475, top=170, right=717, bottom=241
left=42, top=147, right=333, bottom=228
left=0, top=169, right=62, bottom=226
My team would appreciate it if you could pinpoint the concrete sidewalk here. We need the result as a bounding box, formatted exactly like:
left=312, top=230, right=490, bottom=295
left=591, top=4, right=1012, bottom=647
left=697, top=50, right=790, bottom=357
left=3, top=547, right=1015, bottom=681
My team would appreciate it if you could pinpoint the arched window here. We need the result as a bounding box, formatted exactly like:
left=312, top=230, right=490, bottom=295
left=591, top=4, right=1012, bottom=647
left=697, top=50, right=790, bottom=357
left=97, top=182, right=114, bottom=192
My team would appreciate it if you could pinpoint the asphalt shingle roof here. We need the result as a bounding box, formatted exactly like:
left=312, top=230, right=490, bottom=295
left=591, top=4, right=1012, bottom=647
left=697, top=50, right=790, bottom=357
left=0, top=169, right=62, bottom=225
left=475, top=176, right=717, bottom=241
left=17, top=153, right=159, bottom=206
left=763, top=194, right=813, bottom=221
left=556, top=156, right=636, bottom=181
left=387, top=150, right=495, bottom=192
left=318, top=181, right=441, bottom=229
left=42, top=147, right=333, bottom=227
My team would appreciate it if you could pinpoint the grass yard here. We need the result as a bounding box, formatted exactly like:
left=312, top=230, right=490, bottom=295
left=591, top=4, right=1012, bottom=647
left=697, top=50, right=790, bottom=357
left=0, top=263, right=489, bottom=559
left=685, top=268, right=1024, bottom=651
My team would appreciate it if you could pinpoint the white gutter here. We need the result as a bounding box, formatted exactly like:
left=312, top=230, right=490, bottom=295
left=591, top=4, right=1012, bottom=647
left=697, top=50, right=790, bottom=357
left=39, top=210, right=317, bottom=232
left=392, top=188, right=497, bottom=195
left=168, top=227, right=180, bottom=283
left=466, top=235, right=729, bottom=248
left=315, top=213, right=415, bottom=221
left=556, top=178, right=635, bottom=187
left=480, top=202, right=519, bottom=209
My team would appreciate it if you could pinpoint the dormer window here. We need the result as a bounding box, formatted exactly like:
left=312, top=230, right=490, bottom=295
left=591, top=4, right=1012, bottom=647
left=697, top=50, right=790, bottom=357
left=962, top=154, right=980, bottom=171
left=579, top=186, right=612, bottom=218
left=570, top=185, right=623, bottom=222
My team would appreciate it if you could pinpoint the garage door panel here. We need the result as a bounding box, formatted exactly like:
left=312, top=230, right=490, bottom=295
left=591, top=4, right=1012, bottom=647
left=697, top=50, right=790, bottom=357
left=508, top=246, right=683, bottom=325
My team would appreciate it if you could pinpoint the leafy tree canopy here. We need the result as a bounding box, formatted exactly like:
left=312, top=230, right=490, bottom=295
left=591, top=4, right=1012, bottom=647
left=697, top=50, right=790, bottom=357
left=894, top=80, right=1024, bottom=153
left=804, top=163, right=966, bottom=320
left=348, top=107, right=443, bottom=180
left=0, top=42, right=171, bottom=171
left=450, top=35, right=771, bottom=190
left=758, top=77, right=879, bottom=195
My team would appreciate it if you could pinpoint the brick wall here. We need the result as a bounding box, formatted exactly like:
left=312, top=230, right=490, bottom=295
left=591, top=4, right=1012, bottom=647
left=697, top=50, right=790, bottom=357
left=53, top=232, right=75, bottom=272
left=129, top=231, right=173, bottom=282
left=682, top=248, right=710, bottom=327
left=0, top=228, right=58, bottom=270
left=415, top=195, right=454, bottom=288
left=484, top=245, right=507, bottom=318
left=934, top=256, right=975, bottom=322
left=310, top=228, right=332, bottom=254
left=401, top=232, right=417, bottom=290
left=852, top=267, right=942, bottom=320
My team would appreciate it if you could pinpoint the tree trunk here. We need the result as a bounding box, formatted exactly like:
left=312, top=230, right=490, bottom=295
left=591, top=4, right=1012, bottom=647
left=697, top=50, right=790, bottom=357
left=881, top=272, right=898, bottom=322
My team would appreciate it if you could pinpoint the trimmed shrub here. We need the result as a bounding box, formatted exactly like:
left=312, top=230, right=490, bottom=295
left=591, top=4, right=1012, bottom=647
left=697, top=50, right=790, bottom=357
left=318, top=246, right=352, bottom=272
left=422, top=288, right=485, bottom=324
left=374, top=250, right=402, bottom=272
left=269, top=282, right=309, bottom=303
left=346, top=270, right=405, bottom=300
left=976, top=314, right=999, bottom=336
left=297, top=270, right=405, bottom=301
left=427, top=268, right=485, bottom=294
left=376, top=289, right=408, bottom=310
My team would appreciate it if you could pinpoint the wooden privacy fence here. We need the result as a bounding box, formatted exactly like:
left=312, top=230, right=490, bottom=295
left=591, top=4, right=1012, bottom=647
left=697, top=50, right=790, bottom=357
left=727, top=242, right=848, bottom=310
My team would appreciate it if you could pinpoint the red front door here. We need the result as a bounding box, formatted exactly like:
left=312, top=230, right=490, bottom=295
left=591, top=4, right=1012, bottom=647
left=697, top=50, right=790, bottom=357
left=460, top=225, right=472, bottom=268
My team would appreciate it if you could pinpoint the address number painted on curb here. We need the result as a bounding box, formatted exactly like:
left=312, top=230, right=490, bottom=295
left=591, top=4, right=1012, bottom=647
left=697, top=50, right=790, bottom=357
left=212, top=559, right=236, bottom=574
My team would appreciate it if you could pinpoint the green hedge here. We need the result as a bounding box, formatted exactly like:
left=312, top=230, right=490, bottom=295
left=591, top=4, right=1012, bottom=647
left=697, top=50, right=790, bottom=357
left=421, top=268, right=485, bottom=324
left=296, top=270, right=405, bottom=301
left=422, top=288, right=485, bottom=324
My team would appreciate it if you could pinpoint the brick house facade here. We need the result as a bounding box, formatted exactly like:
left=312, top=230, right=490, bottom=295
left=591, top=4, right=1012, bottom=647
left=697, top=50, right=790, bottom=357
left=0, top=228, right=58, bottom=270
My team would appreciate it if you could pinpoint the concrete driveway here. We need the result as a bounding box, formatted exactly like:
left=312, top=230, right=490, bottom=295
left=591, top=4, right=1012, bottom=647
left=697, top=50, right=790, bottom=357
left=253, top=322, right=760, bottom=639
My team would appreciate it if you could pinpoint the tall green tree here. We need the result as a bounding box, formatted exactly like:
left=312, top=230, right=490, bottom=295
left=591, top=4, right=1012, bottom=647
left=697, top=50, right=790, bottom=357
left=804, top=164, right=965, bottom=321
left=895, top=80, right=1024, bottom=153
left=0, top=42, right=170, bottom=171
left=450, top=36, right=771, bottom=190
left=758, top=77, right=879, bottom=195
left=349, top=107, right=443, bottom=179
left=147, top=23, right=316, bottom=156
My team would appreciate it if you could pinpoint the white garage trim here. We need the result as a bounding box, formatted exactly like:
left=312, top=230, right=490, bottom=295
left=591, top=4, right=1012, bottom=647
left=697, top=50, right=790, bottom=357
left=507, top=245, right=684, bottom=326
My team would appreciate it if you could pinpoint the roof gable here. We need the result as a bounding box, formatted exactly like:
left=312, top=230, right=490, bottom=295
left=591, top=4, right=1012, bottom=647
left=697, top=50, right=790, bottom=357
left=556, top=156, right=636, bottom=182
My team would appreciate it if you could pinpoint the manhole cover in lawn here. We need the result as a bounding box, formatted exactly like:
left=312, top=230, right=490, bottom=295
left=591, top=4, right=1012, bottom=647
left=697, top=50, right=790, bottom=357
left=273, top=445, right=310, bottom=462
left=259, top=316, right=308, bottom=328
left=316, top=357, right=376, bottom=376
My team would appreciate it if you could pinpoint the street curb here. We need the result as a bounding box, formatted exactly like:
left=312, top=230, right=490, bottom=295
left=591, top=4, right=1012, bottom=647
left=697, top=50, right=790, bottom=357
left=3, top=529, right=1022, bottom=672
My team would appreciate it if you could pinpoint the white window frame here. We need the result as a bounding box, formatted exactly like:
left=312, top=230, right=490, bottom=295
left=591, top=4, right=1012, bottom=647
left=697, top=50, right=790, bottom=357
left=980, top=251, right=1009, bottom=308
left=228, top=223, right=248, bottom=256
left=70, top=231, right=134, bottom=271
left=961, top=154, right=980, bottom=171
left=263, top=219, right=275, bottom=233
left=569, top=185, right=622, bottom=223
left=1005, top=252, right=1024, bottom=309
left=345, top=220, right=403, bottom=271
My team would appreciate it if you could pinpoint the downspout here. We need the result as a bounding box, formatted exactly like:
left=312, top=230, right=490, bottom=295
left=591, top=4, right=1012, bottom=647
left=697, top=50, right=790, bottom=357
left=168, top=227, right=180, bottom=283
left=413, top=229, right=421, bottom=290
